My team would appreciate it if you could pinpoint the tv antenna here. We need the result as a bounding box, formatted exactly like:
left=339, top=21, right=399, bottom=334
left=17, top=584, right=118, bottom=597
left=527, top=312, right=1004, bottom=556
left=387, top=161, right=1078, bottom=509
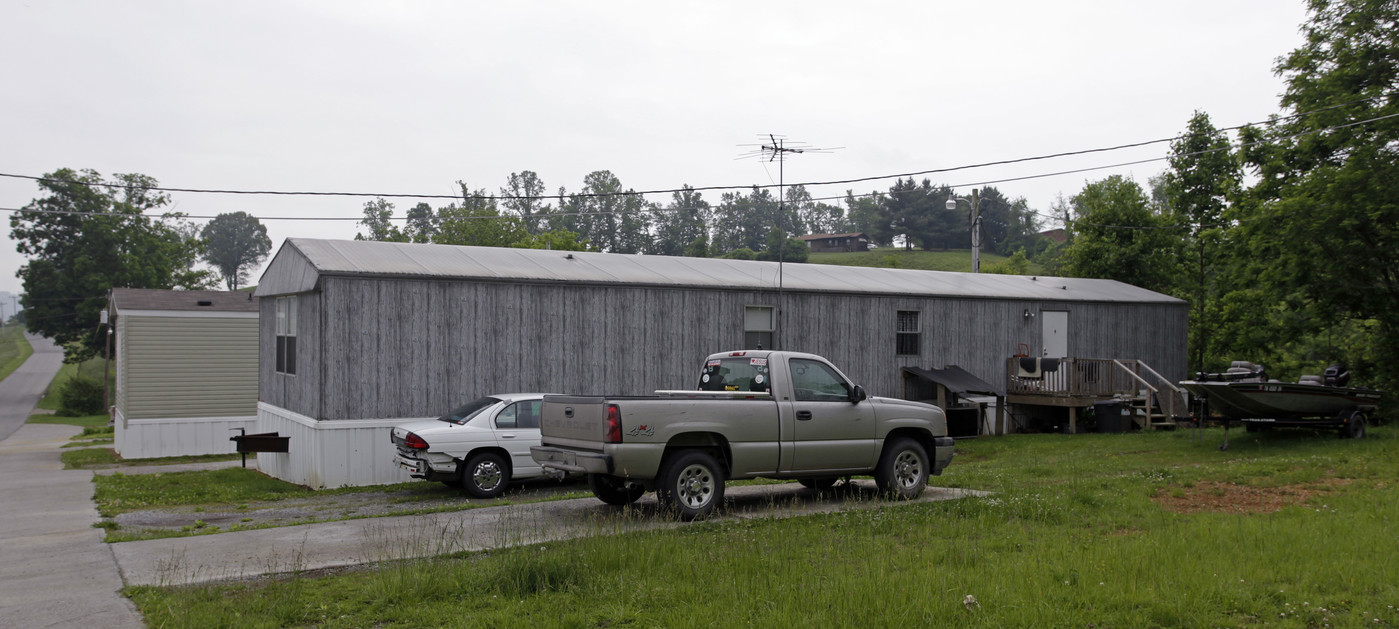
left=735, top=135, right=840, bottom=350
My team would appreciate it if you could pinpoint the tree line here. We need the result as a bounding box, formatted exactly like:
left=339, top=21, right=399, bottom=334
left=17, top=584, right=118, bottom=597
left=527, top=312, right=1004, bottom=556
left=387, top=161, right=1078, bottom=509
left=352, top=173, right=1044, bottom=264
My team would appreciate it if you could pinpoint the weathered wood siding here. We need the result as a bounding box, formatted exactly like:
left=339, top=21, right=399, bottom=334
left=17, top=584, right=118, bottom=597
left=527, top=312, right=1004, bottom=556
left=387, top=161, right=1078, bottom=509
left=259, top=293, right=322, bottom=419
left=261, top=276, right=1186, bottom=421
left=119, top=315, right=259, bottom=420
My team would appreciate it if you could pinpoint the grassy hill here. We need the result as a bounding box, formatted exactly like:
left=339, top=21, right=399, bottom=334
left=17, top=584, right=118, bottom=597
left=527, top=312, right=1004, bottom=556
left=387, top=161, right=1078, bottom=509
left=806, top=248, right=1042, bottom=274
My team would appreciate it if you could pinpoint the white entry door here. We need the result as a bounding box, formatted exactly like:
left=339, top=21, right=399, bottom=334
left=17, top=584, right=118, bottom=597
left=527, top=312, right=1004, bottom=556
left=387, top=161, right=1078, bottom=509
left=1042, top=311, right=1068, bottom=358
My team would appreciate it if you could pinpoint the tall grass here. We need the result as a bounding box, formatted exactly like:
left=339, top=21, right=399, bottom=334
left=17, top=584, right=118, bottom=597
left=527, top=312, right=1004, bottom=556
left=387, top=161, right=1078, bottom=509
left=0, top=325, right=33, bottom=382
left=127, top=427, right=1399, bottom=628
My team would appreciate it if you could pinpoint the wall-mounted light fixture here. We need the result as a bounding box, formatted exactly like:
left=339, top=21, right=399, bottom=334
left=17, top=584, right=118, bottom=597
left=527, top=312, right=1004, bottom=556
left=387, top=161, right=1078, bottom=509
left=1023, top=309, right=1036, bottom=320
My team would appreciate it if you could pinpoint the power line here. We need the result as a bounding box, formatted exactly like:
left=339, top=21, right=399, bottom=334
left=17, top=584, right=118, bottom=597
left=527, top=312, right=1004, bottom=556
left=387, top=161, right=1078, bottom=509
left=2, top=91, right=1393, bottom=206
left=4, top=104, right=1397, bottom=232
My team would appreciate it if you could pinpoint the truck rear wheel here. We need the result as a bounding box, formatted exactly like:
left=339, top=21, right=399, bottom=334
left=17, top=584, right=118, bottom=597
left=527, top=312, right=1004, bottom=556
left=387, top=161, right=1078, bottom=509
left=874, top=437, right=929, bottom=500
left=658, top=451, right=725, bottom=521
left=587, top=474, right=644, bottom=505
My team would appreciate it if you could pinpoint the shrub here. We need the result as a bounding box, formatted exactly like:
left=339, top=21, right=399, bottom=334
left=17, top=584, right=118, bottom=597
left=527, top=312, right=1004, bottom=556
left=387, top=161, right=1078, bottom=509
left=58, top=375, right=105, bottom=417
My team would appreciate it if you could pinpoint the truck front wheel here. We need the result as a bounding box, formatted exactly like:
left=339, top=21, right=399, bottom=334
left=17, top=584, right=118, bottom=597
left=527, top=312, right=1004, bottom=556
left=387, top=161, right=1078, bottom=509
left=658, top=451, right=725, bottom=521
left=587, top=474, right=644, bottom=505
left=874, top=437, right=929, bottom=500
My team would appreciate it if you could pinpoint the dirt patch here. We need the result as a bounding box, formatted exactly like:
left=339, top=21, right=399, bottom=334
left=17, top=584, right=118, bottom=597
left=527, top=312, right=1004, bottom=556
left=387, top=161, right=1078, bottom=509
left=1152, top=478, right=1352, bottom=514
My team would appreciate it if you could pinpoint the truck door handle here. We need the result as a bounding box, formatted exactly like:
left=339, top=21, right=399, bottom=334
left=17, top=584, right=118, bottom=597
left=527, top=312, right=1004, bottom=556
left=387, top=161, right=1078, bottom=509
left=796, top=410, right=813, bottom=421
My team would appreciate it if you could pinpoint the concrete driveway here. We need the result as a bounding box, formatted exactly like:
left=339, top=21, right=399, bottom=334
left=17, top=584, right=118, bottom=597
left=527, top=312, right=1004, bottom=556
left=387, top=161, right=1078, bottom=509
left=0, top=333, right=65, bottom=442
left=112, top=481, right=987, bottom=587
left=0, top=335, right=144, bottom=629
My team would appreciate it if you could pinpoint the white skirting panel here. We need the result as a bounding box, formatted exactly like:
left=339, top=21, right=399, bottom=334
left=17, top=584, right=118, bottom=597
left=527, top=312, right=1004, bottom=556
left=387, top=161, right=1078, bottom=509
left=257, top=402, right=428, bottom=489
left=113, top=409, right=258, bottom=459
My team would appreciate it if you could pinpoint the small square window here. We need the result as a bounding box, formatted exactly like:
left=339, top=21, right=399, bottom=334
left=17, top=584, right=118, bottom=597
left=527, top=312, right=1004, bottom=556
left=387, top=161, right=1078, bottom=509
left=896, top=310, right=920, bottom=356
left=744, top=305, right=775, bottom=350
left=276, top=296, right=298, bottom=375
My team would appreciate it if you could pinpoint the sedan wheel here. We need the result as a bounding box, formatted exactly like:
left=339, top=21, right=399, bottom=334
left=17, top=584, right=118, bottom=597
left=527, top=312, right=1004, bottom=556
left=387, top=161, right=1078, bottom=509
left=462, top=452, right=510, bottom=499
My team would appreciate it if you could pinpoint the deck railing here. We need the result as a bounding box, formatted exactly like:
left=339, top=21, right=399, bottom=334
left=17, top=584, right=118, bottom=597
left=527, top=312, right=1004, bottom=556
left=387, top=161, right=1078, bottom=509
left=1006, top=357, right=1186, bottom=421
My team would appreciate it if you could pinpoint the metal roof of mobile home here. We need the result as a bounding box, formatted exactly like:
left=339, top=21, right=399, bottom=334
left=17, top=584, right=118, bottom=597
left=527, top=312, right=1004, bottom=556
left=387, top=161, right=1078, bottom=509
left=255, top=238, right=1184, bottom=304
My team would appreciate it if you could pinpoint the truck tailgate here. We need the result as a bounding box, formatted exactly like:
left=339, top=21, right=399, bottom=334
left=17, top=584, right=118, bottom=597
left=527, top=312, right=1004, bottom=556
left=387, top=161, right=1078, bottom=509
left=540, top=395, right=610, bottom=444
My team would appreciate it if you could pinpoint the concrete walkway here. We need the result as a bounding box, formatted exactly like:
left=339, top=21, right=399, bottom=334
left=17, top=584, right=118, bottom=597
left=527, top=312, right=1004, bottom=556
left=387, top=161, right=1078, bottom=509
left=0, top=334, right=65, bottom=443
left=0, top=425, right=144, bottom=628
left=0, top=335, right=143, bottom=628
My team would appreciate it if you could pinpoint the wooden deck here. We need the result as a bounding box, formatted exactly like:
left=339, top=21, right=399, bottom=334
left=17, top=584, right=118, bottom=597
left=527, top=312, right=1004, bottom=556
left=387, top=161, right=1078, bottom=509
left=1005, top=357, right=1185, bottom=430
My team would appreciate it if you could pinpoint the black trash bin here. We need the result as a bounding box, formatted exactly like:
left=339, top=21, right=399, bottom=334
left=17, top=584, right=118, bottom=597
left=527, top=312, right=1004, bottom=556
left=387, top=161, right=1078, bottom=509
left=1094, top=401, right=1128, bottom=433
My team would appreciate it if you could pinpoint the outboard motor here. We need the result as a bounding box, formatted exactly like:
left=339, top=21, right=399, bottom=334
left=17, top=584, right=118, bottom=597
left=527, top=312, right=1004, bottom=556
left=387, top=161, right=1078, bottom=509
left=1323, top=362, right=1350, bottom=387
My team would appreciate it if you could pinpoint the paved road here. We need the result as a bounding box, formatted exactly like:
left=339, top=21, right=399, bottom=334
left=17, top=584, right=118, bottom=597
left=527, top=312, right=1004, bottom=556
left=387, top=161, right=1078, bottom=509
left=0, top=336, right=144, bottom=629
left=0, top=334, right=65, bottom=442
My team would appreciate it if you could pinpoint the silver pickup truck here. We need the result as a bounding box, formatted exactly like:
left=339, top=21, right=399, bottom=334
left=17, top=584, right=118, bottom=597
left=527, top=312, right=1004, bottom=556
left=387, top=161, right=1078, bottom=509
left=530, top=350, right=954, bottom=520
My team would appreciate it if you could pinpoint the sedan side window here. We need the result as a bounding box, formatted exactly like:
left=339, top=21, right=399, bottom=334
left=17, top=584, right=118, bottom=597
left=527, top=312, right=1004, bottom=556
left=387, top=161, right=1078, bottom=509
left=496, top=403, right=517, bottom=429
left=790, top=358, right=851, bottom=402
left=516, top=400, right=541, bottom=429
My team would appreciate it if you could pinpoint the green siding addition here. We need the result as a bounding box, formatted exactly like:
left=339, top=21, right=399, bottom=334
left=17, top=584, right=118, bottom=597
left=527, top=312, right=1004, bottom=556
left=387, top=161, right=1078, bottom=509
left=120, top=316, right=258, bottom=420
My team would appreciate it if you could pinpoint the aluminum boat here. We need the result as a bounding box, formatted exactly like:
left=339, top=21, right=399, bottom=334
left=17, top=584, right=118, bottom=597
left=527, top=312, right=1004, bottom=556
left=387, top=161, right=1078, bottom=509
left=1179, top=361, right=1381, bottom=437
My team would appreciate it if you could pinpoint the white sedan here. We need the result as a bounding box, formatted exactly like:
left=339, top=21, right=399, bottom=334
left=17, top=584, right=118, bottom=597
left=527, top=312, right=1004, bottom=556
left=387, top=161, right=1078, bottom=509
left=390, top=393, right=556, bottom=498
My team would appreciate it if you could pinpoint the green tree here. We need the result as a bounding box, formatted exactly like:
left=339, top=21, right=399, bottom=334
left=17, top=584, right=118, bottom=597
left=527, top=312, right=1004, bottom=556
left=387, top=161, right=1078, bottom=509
left=354, top=198, right=406, bottom=242
left=881, top=178, right=939, bottom=251
left=844, top=190, right=888, bottom=246
left=10, top=168, right=215, bottom=361
left=1236, top=0, right=1399, bottom=389
left=1062, top=175, right=1180, bottom=294
left=435, top=183, right=527, bottom=247
left=572, top=171, right=649, bottom=254
left=1161, top=111, right=1242, bottom=372
left=650, top=186, right=710, bottom=257
left=756, top=227, right=809, bottom=263
left=404, top=202, right=437, bottom=243
left=985, top=248, right=1032, bottom=275
left=510, top=229, right=590, bottom=251
left=201, top=211, right=273, bottom=291
left=711, top=187, right=780, bottom=254
left=501, top=171, right=550, bottom=234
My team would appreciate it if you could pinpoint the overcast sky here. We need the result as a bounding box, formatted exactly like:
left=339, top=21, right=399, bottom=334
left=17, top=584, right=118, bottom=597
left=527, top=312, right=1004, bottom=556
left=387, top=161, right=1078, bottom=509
left=0, top=1, right=1309, bottom=304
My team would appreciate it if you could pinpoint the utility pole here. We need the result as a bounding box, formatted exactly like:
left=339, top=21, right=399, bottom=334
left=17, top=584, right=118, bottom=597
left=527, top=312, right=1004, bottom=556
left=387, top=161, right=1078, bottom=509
left=947, top=188, right=983, bottom=273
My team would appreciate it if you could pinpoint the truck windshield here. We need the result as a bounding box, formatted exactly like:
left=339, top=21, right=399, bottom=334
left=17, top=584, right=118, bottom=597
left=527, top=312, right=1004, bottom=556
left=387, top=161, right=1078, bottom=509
left=437, top=397, right=500, bottom=425
left=698, top=357, right=771, bottom=392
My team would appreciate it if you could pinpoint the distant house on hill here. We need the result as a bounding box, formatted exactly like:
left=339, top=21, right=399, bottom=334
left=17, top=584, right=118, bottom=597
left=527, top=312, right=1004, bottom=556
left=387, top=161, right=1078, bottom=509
left=796, top=232, right=869, bottom=253
left=108, top=288, right=259, bottom=459
left=1040, top=228, right=1067, bottom=244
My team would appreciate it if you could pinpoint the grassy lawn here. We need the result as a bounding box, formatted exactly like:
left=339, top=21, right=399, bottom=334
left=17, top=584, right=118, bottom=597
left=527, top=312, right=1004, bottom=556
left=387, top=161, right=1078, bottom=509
left=34, top=356, right=112, bottom=412
left=807, top=248, right=1042, bottom=274
left=0, top=325, right=34, bottom=382
left=62, top=449, right=241, bottom=470
left=126, top=426, right=1399, bottom=628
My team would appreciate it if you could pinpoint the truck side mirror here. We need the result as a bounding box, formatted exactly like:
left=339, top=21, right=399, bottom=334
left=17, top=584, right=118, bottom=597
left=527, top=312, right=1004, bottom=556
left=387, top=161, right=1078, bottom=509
left=849, top=385, right=867, bottom=404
